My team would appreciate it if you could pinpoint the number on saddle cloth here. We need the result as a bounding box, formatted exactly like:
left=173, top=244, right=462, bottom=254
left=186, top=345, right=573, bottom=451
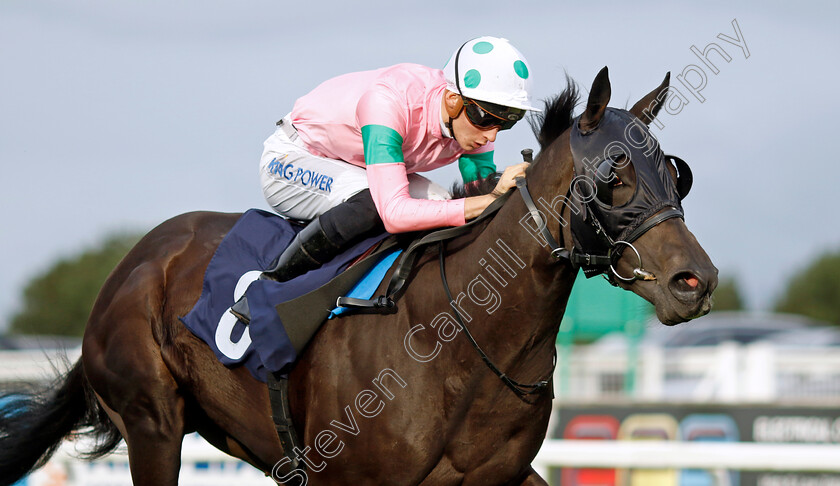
left=179, top=209, right=392, bottom=382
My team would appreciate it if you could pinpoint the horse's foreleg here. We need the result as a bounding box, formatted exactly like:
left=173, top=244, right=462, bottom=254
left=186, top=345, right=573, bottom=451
left=514, top=467, right=549, bottom=486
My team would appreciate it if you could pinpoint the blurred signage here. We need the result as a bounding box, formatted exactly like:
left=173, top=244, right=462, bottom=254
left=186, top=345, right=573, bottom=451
left=552, top=403, right=840, bottom=486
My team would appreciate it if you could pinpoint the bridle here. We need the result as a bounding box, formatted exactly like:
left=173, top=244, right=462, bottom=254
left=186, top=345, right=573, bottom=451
left=565, top=109, right=692, bottom=284
left=514, top=176, right=670, bottom=285
left=514, top=142, right=690, bottom=286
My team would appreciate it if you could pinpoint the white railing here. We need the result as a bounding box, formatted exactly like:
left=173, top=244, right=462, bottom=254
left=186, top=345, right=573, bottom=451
left=25, top=436, right=274, bottom=486
left=36, top=437, right=840, bottom=485
left=556, top=342, right=840, bottom=402
left=0, top=348, right=82, bottom=383
left=532, top=439, right=840, bottom=480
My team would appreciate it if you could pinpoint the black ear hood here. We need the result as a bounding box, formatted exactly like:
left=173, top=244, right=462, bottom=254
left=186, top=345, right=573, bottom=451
left=568, top=108, right=685, bottom=277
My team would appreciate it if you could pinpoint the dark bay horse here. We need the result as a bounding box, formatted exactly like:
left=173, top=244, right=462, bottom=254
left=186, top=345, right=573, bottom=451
left=0, top=68, right=717, bottom=485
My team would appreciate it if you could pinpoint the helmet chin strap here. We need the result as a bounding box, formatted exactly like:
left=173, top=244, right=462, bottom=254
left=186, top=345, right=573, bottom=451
left=445, top=96, right=466, bottom=142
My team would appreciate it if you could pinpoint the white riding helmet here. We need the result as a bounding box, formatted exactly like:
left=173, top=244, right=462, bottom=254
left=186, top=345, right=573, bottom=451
left=443, top=36, right=541, bottom=112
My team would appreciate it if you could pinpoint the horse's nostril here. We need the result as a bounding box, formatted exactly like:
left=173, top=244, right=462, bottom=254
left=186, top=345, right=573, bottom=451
left=671, top=271, right=702, bottom=293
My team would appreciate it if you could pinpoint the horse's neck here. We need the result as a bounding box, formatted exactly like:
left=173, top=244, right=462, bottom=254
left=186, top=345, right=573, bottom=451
left=441, top=146, right=576, bottom=376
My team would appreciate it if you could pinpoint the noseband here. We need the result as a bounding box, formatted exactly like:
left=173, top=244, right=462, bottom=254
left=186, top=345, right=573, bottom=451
left=516, top=176, right=664, bottom=284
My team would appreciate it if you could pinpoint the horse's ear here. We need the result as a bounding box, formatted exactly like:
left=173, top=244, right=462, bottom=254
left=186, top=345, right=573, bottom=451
left=629, top=72, right=671, bottom=126
left=579, top=66, right=611, bottom=133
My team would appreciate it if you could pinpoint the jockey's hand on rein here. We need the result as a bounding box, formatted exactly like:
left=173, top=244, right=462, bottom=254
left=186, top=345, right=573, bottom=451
left=492, top=162, right=529, bottom=197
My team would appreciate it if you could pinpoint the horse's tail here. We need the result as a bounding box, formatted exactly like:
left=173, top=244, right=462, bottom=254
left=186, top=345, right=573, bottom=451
left=0, top=359, right=122, bottom=485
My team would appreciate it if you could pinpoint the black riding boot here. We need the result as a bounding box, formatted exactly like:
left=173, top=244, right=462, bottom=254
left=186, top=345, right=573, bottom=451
left=229, top=218, right=342, bottom=323
left=229, top=190, right=385, bottom=323
left=263, top=218, right=342, bottom=282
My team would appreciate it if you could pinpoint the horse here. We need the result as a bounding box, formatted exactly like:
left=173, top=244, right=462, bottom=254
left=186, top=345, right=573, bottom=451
left=0, top=67, right=717, bottom=485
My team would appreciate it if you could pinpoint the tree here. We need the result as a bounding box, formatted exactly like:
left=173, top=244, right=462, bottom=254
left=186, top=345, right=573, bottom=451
left=711, top=276, right=745, bottom=312
left=9, top=233, right=143, bottom=336
left=775, top=249, right=840, bottom=326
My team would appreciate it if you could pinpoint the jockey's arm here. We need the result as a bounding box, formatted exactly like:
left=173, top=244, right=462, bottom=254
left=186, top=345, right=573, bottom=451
left=362, top=124, right=466, bottom=233
left=362, top=124, right=527, bottom=230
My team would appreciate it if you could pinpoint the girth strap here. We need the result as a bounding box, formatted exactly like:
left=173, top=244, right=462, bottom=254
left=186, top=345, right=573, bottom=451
left=267, top=372, right=303, bottom=472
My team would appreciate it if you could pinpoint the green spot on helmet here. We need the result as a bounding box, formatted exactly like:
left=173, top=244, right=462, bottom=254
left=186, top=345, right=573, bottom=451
left=464, top=69, right=481, bottom=89
left=443, top=36, right=541, bottom=112
left=513, top=60, right=529, bottom=80
left=472, top=41, right=494, bottom=55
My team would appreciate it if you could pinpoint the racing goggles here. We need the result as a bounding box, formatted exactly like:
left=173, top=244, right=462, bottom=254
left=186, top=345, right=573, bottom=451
left=463, top=98, right=525, bottom=131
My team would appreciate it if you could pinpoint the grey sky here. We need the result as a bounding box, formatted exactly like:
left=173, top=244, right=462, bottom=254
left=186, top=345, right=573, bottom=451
left=1, top=0, right=838, bottom=330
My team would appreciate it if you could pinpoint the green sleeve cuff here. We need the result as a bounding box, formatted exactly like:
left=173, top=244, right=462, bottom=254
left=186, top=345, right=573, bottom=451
left=362, top=124, right=404, bottom=165
left=458, top=151, right=496, bottom=182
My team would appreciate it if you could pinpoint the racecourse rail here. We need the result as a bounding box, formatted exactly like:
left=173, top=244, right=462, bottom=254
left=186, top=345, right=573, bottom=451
left=44, top=437, right=840, bottom=485
left=54, top=437, right=840, bottom=471
left=532, top=439, right=840, bottom=475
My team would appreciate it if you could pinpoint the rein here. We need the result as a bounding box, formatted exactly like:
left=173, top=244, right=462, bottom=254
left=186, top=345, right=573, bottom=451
left=431, top=175, right=570, bottom=399
left=438, top=240, right=552, bottom=397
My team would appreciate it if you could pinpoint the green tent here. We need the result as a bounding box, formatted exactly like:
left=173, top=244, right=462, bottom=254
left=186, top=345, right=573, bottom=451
left=559, top=271, right=653, bottom=343
left=556, top=272, right=653, bottom=396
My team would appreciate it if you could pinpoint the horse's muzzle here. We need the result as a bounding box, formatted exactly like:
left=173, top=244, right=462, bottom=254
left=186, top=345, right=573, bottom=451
left=667, top=267, right=717, bottom=317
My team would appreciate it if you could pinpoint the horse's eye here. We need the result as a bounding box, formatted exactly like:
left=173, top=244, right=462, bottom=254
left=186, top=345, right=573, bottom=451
left=594, top=157, right=635, bottom=207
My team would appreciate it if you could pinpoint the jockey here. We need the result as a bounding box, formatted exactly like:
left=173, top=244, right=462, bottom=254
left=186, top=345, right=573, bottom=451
left=232, top=37, right=540, bottom=320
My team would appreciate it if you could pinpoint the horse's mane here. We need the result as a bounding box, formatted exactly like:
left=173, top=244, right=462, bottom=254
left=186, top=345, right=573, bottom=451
left=529, top=75, right=579, bottom=151
left=450, top=174, right=500, bottom=198
left=451, top=77, right=579, bottom=198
